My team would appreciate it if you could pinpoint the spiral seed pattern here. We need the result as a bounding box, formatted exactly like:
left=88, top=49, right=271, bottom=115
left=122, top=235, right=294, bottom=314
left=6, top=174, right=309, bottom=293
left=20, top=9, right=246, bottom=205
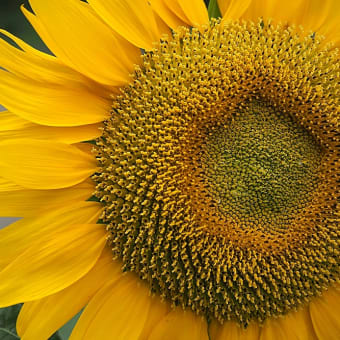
left=94, top=20, right=340, bottom=326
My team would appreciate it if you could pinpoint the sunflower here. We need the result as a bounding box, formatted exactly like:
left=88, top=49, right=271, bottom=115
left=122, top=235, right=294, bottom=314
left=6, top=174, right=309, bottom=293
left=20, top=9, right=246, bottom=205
left=0, top=0, right=339, bottom=339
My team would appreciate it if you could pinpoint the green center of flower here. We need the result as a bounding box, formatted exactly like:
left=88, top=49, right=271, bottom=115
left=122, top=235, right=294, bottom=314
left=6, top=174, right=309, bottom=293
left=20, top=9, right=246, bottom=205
left=202, top=100, right=322, bottom=229
left=94, top=20, right=340, bottom=327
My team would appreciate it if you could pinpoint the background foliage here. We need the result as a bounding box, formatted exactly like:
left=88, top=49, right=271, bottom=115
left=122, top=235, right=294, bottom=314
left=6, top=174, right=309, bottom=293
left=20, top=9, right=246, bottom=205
left=0, top=0, right=48, bottom=52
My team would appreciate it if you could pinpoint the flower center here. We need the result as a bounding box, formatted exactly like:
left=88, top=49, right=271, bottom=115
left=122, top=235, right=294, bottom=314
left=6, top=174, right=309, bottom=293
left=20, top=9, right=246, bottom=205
left=202, top=100, right=322, bottom=229
left=94, top=20, right=340, bottom=326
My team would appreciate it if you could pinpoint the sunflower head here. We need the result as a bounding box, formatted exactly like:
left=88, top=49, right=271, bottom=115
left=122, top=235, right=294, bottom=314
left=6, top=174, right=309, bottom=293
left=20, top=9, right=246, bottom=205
left=94, top=18, right=339, bottom=326
left=0, top=0, right=339, bottom=339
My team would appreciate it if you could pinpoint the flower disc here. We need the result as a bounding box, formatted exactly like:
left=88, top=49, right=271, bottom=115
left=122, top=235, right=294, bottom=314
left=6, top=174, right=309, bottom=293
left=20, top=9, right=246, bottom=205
left=94, top=20, right=340, bottom=326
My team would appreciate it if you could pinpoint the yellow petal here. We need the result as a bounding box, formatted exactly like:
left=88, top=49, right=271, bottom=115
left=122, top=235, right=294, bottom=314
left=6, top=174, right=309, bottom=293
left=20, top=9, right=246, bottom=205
left=310, top=285, right=340, bottom=340
left=25, top=1, right=141, bottom=86
left=162, top=0, right=192, bottom=24
left=0, top=111, right=29, bottom=131
left=0, top=111, right=102, bottom=144
left=148, top=308, right=209, bottom=340
left=294, top=0, right=340, bottom=45
left=0, top=201, right=101, bottom=270
left=241, top=0, right=307, bottom=24
left=210, top=320, right=260, bottom=340
left=0, top=177, right=22, bottom=192
left=260, top=307, right=317, bottom=340
left=0, top=30, right=95, bottom=86
left=17, top=248, right=121, bottom=340
left=177, top=0, right=209, bottom=27
left=74, top=142, right=94, bottom=156
left=0, top=180, right=95, bottom=217
left=0, top=124, right=101, bottom=144
left=88, top=0, right=171, bottom=50
left=319, top=1, right=340, bottom=45
left=0, top=223, right=106, bottom=307
left=0, top=70, right=110, bottom=127
left=139, top=296, right=171, bottom=340
left=293, top=0, right=332, bottom=33
left=70, top=274, right=152, bottom=340
left=218, top=0, right=252, bottom=21
left=0, top=139, right=96, bottom=189
left=150, top=0, right=188, bottom=30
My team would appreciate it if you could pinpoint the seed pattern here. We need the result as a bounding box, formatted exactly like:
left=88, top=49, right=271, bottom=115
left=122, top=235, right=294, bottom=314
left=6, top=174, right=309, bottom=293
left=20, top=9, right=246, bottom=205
left=202, top=101, right=322, bottom=230
left=94, top=20, right=340, bottom=326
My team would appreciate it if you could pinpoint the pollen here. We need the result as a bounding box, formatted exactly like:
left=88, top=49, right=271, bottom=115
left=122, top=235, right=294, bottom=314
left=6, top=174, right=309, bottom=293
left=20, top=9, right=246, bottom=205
left=94, top=20, right=340, bottom=326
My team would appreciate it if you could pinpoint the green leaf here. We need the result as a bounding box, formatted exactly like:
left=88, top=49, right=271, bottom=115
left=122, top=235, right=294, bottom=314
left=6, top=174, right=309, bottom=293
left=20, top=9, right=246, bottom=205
left=86, top=195, right=100, bottom=202
left=58, top=312, right=82, bottom=340
left=208, top=0, right=222, bottom=19
left=50, top=332, right=63, bottom=340
left=0, top=305, right=21, bottom=340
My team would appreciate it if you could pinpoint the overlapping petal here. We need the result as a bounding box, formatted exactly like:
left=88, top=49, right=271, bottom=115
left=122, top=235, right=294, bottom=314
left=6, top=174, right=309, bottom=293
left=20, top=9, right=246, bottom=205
left=0, top=30, right=93, bottom=86
left=150, top=0, right=189, bottom=29
left=177, top=0, right=209, bottom=26
left=260, top=307, right=317, bottom=340
left=241, top=0, right=340, bottom=47
left=16, top=249, right=120, bottom=340
left=0, top=177, right=22, bottom=192
left=0, top=201, right=101, bottom=270
left=0, top=180, right=95, bottom=217
left=210, top=320, right=260, bottom=340
left=0, top=111, right=102, bottom=143
left=217, top=0, right=252, bottom=21
left=25, top=0, right=141, bottom=86
left=0, top=139, right=96, bottom=189
left=148, top=309, right=209, bottom=340
left=0, top=223, right=106, bottom=307
left=88, top=0, right=171, bottom=50
left=310, top=285, right=340, bottom=340
left=0, top=70, right=110, bottom=127
left=70, top=275, right=154, bottom=340
left=151, top=0, right=209, bottom=29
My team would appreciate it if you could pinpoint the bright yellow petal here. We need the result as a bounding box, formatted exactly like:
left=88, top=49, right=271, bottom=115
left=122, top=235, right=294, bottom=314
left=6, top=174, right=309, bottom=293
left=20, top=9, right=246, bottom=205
left=320, top=1, right=340, bottom=45
left=0, top=177, right=22, bottom=192
left=70, top=274, right=152, bottom=340
left=0, top=139, right=96, bottom=189
left=17, top=248, right=120, bottom=340
left=139, top=296, right=171, bottom=340
left=218, top=0, right=252, bottom=21
left=0, top=180, right=95, bottom=218
left=74, top=142, right=94, bottom=156
left=0, top=30, right=94, bottom=86
left=0, top=111, right=102, bottom=143
left=293, top=0, right=340, bottom=45
left=310, top=285, right=340, bottom=340
left=0, top=70, right=110, bottom=127
left=88, top=0, right=171, bottom=50
left=148, top=308, right=209, bottom=340
left=25, top=0, right=141, bottom=86
left=241, top=0, right=307, bottom=24
left=177, top=0, right=209, bottom=27
left=292, top=0, right=332, bottom=32
left=0, top=111, right=29, bottom=131
left=210, top=320, right=260, bottom=340
left=150, top=0, right=188, bottom=30
left=0, top=124, right=101, bottom=144
left=163, top=0, right=191, bottom=24
left=0, top=201, right=101, bottom=270
left=0, top=223, right=106, bottom=307
left=260, top=307, right=317, bottom=340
